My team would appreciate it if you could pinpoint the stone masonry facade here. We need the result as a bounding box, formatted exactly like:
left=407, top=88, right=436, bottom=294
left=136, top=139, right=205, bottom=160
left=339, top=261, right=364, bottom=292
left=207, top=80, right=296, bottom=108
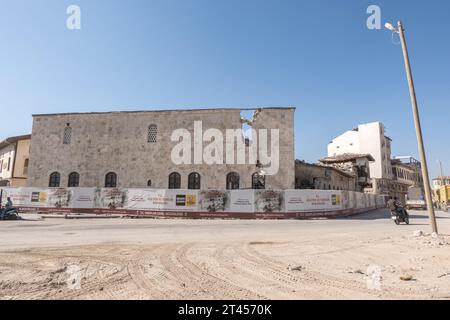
left=27, top=107, right=295, bottom=190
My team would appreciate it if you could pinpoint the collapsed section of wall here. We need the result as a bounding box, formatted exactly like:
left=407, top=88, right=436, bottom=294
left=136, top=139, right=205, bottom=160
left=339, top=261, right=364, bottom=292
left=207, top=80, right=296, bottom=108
left=1, top=187, right=385, bottom=219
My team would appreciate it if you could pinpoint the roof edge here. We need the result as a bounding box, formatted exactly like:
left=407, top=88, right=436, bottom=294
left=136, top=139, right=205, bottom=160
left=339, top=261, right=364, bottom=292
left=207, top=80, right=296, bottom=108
left=32, top=106, right=296, bottom=117
left=0, top=134, right=32, bottom=150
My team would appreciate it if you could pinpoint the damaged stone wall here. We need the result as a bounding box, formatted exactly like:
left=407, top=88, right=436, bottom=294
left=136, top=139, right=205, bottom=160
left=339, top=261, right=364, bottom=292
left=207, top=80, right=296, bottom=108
left=295, top=161, right=357, bottom=191
left=28, top=107, right=295, bottom=190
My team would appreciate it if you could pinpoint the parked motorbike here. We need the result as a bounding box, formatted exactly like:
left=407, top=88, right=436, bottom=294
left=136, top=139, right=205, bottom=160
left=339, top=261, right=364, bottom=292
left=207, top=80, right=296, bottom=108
left=391, top=208, right=409, bottom=225
left=0, top=208, right=21, bottom=220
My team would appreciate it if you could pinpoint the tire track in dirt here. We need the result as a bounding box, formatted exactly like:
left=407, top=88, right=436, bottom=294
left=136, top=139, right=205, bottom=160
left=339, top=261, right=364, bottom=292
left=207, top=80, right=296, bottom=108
left=158, top=243, right=258, bottom=299
left=178, top=243, right=262, bottom=299
left=47, top=257, right=127, bottom=300
left=125, top=245, right=184, bottom=299
left=245, top=243, right=426, bottom=299
left=243, top=243, right=374, bottom=298
left=233, top=244, right=326, bottom=299
left=302, top=242, right=429, bottom=299
left=183, top=243, right=266, bottom=300
left=1, top=248, right=128, bottom=300
left=65, top=247, right=137, bottom=299
left=212, top=243, right=308, bottom=299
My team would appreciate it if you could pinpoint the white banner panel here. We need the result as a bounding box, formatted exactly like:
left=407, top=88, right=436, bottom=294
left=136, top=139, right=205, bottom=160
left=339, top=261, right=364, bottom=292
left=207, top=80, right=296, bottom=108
left=229, top=190, right=254, bottom=212
left=166, top=190, right=198, bottom=211
left=27, top=188, right=51, bottom=207
left=348, top=191, right=356, bottom=209
left=70, top=188, right=97, bottom=208
left=95, top=188, right=127, bottom=209
left=355, top=192, right=366, bottom=209
left=198, top=190, right=230, bottom=212
left=341, top=191, right=350, bottom=209
left=1, top=188, right=32, bottom=206
left=254, top=190, right=284, bottom=213
left=47, top=188, right=73, bottom=208
left=284, top=190, right=343, bottom=212
left=125, top=189, right=198, bottom=211
left=1, top=187, right=53, bottom=207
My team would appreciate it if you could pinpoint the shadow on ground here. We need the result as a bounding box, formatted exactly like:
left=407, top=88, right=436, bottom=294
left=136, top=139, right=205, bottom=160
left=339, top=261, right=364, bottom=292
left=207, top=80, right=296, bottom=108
left=341, top=209, right=450, bottom=221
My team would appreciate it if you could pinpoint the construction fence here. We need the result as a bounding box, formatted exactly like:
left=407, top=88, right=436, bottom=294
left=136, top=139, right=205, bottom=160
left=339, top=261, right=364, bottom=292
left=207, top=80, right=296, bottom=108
left=0, top=187, right=385, bottom=219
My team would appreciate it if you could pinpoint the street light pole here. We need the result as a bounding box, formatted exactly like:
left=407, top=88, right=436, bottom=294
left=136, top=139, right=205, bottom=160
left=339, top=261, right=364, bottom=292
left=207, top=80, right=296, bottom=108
left=396, top=21, right=438, bottom=234
left=439, top=160, right=444, bottom=186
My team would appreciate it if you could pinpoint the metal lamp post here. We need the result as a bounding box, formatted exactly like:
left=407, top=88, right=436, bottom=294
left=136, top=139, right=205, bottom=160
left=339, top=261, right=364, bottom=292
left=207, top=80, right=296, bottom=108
left=385, top=21, right=438, bottom=234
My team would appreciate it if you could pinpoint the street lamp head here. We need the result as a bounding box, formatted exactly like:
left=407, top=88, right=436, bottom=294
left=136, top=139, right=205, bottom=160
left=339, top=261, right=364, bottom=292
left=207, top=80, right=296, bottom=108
left=385, top=23, right=398, bottom=33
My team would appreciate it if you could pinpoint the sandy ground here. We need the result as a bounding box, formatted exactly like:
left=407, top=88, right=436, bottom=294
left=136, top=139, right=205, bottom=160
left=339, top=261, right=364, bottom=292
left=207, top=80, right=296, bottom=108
left=0, top=209, right=449, bottom=300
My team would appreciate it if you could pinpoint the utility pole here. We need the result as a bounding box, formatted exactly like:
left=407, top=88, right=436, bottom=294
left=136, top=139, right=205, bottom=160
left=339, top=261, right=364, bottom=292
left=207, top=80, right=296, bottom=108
left=396, top=21, right=438, bottom=234
left=439, top=160, right=444, bottom=186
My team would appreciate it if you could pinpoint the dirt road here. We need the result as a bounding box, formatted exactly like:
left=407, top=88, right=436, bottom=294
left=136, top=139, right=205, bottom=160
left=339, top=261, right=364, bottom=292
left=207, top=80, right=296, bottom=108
left=1, top=209, right=449, bottom=300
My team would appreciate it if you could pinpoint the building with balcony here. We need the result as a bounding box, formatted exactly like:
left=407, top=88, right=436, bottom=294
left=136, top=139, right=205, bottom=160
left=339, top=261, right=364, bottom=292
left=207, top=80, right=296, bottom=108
left=391, top=157, right=423, bottom=187
left=328, top=122, right=398, bottom=198
left=295, top=160, right=357, bottom=191
left=318, top=153, right=374, bottom=192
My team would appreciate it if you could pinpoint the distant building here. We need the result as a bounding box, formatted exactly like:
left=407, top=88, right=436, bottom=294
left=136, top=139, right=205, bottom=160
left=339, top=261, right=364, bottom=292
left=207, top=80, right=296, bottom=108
left=391, top=157, right=423, bottom=187
left=391, top=157, right=424, bottom=203
left=319, top=153, right=374, bottom=192
left=328, top=122, right=396, bottom=198
left=0, top=134, right=31, bottom=187
left=295, top=160, right=356, bottom=191
left=432, top=176, right=450, bottom=190
left=328, top=122, right=393, bottom=179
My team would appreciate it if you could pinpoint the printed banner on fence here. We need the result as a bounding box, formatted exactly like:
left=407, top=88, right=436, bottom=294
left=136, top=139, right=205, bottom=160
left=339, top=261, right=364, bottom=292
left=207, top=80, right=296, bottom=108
left=47, top=188, right=72, bottom=208
left=254, top=190, right=284, bottom=213
left=355, top=192, right=367, bottom=209
left=125, top=189, right=198, bottom=211
left=95, top=188, right=127, bottom=209
left=198, top=190, right=230, bottom=212
left=284, top=190, right=343, bottom=212
left=70, top=188, right=97, bottom=208
left=1, top=187, right=385, bottom=214
left=229, top=190, right=255, bottom=213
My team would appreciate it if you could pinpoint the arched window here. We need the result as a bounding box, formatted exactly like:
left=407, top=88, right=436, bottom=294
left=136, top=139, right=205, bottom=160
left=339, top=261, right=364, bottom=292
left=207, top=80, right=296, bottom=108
left=147, top=179, right=152, bottom=187
left=168, top=172, right=181, bottom=189
left=252, top=172, right=265, bottom=190
left=68, top=172, right=80, bottom=187
left=226, top=172, right=240, bottom=190
left=105, top=172, right=117, bottom=188
left=188, top=172, right=201, bottom=190
left=148, top=124, right=158, bottom=143
left=49, top=172, right=61, bottom=187
left=63, top=124, right=72, bottom=144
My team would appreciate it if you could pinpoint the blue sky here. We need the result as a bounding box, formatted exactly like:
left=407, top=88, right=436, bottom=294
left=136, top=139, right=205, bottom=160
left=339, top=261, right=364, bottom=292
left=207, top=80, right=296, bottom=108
left=0, top=0, right=449, bottom=178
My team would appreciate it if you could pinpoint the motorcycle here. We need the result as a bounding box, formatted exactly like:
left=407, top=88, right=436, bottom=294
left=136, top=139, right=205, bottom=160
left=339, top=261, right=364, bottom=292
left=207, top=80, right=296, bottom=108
left=391, top=208, right=409, bottom=225
left=0, top=207, right=21, bottom=220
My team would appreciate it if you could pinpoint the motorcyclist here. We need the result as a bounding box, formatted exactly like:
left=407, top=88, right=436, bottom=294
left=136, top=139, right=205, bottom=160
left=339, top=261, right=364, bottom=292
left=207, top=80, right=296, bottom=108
left=0, top=197, right=20, bottom=220
left=5, top=197, right=13, bottom=210
left=1, top=197, right=13, bottom=217
left=387, top=197, right=408, bottom=220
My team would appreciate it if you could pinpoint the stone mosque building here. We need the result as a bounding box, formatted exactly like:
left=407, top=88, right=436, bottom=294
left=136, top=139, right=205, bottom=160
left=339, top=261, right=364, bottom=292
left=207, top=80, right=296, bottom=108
left=27, top=107, right=295, bottom=190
